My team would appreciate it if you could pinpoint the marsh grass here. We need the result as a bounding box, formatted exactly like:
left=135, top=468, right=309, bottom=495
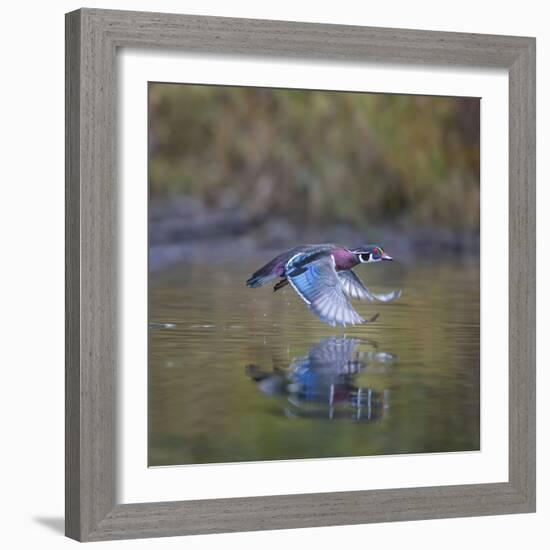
left=149, top=84, right=480, bottom=234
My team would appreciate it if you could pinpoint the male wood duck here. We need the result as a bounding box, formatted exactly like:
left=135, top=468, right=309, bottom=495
left=246, top=244, right=401, bottom=327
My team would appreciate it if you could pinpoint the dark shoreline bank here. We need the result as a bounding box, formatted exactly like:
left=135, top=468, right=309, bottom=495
left=149, top=197, right=479, bottom=273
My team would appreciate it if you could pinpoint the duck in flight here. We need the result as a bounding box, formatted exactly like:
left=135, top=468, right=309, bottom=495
left=246, top=244, right=401, bottom=327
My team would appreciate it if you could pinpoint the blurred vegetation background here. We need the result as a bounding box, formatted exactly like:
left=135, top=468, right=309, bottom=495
left=148, top=84, right=479, bottom=269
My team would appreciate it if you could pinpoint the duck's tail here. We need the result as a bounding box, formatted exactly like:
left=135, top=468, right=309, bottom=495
left=246, top=266, right=281, bottom=288
left=246, top=258, right=285, bottom=288
left=246, top=273, right=270, bottom=288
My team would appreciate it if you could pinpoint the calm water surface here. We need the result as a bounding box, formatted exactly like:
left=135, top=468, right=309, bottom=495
left=149, top=255, right=480, bottom=466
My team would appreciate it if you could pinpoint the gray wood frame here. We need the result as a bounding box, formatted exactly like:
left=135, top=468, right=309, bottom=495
left=65, top=8, right=536, bottom=542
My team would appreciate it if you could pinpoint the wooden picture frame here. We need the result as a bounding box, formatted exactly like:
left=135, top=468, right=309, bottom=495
left=65, top=8, right=536, bottom=542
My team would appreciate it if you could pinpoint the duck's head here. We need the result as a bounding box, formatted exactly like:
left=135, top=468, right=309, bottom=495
left=352, top=245, right=393, bottom=264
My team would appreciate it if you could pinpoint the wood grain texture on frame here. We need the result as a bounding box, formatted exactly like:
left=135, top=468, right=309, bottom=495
left=65, top=8, right=536, bottom=542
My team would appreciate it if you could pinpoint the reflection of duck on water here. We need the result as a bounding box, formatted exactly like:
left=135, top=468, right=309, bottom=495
left=246, top=337, right=396, bottom=421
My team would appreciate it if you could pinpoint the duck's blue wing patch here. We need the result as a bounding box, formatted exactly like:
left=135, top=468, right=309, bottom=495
left=286, top=253, right=364, bottom=327
left=338, top=270, right=402, bottom=303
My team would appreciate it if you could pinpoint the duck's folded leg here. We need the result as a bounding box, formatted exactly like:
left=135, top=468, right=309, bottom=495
left=273, top=278, right=289, bottom=292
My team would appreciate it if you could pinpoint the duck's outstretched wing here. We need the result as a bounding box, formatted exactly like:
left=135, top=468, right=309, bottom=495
left=286, top=253, right=364, bottom=327
left=338, top=270, right=402, bottom=303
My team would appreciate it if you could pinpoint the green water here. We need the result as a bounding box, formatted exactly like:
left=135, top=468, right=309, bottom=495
left=148, top=256, right=480, bottom=466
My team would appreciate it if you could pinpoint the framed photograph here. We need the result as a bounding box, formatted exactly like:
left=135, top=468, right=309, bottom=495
left=65, top=8, right=536, bottom=542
